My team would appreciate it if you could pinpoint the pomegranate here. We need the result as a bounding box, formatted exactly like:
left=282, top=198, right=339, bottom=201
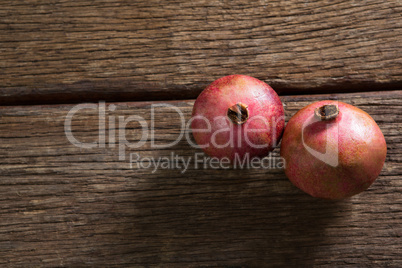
left=191, top=75, right=284, bottom=162
left=280, top=100, right=387, bottom=199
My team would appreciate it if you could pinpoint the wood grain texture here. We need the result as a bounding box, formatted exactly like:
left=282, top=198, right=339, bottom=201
left=0, top=91, right=401, bottom=267
left=1, top=0, right=402, bottom=104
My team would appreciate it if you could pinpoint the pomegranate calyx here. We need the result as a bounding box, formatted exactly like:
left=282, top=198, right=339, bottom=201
left=227, top=102, right=249, bottom=125
left=314, top=104, right=339, bottom=121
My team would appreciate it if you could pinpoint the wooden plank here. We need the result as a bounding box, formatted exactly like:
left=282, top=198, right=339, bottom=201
left=1, top=0, right=402, bottom=104
left=0, top=91, right=401, bottom=266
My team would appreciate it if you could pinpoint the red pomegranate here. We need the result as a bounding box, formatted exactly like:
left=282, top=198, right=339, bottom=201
left=280, top=100, right=387, bottom=199
left=191, top=75, right=284, bottom=162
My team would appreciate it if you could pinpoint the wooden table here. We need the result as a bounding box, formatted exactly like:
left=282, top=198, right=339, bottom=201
left=1, top=1, right=401, bottom=267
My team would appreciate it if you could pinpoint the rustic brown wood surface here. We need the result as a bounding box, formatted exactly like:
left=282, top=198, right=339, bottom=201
left=1, top=0, right=402, bottom=104
left=0, top=91, right=400, bottom=267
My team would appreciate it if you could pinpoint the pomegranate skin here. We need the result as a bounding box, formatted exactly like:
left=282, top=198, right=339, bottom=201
left=280, top=100, right=387, bottom=199
left=191, top=75, right=284, bottom=162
